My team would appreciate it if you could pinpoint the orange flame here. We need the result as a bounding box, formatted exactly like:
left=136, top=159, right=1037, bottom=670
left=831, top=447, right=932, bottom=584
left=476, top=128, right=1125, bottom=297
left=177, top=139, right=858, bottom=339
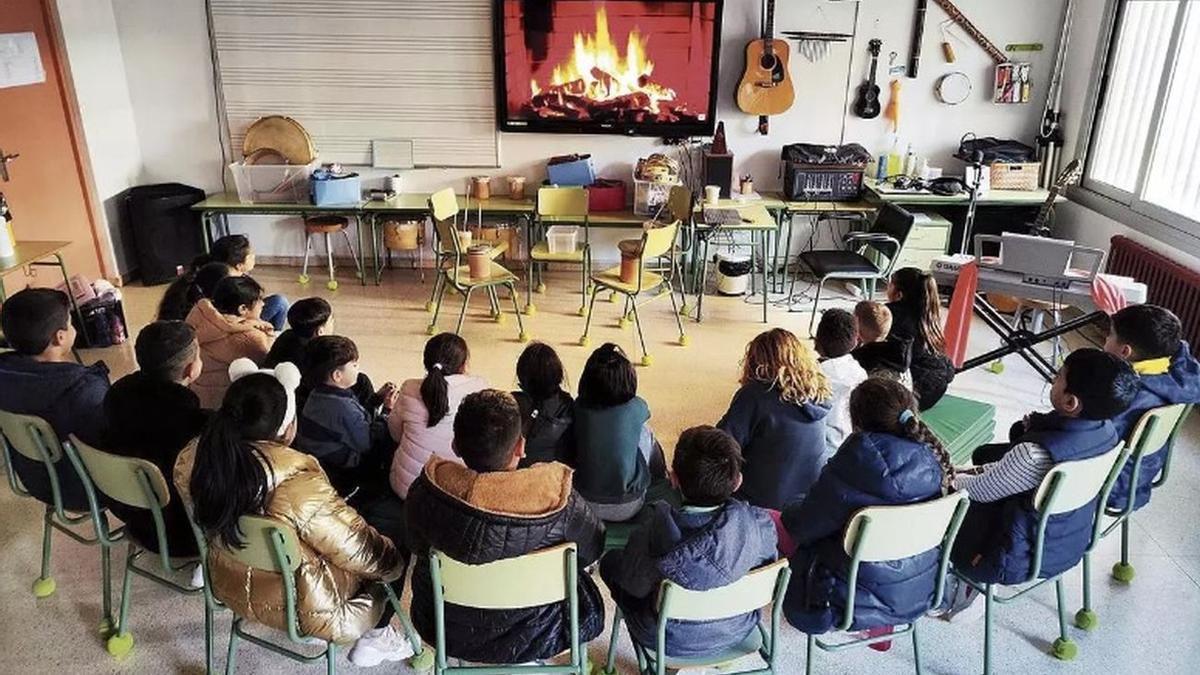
left=530, top=5, right=675, bottom=111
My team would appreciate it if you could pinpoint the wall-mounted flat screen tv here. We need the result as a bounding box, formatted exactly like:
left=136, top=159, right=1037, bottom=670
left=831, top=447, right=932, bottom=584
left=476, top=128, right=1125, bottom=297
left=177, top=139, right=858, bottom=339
left=495, top=0, right=724, bottom=137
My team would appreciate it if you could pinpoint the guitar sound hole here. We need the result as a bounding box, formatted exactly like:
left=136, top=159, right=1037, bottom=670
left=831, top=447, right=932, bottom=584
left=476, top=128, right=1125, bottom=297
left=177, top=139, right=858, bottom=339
left=759, top=54, right=778, bottom=71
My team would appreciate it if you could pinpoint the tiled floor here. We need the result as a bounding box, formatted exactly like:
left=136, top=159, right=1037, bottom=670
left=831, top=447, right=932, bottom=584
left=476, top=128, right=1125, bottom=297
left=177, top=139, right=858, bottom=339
left=1, top=267, right=1197, bottom=674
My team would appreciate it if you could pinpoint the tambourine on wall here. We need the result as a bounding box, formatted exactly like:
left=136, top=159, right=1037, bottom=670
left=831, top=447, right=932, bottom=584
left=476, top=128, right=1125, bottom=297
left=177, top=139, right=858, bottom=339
left=935, top=71, right=972, bottom=105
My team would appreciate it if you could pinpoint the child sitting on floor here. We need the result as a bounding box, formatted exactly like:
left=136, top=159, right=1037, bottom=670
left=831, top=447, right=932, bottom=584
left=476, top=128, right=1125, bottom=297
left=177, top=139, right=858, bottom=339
left=210, top=234, right=290, bottom=332
left=717, top=328, right=831, bottom=510
left=600, top=425, right=778, bottom=659
left=884, top=268, right=955, bottom=409
left=512, top=341, right=575, bottom=467
left=186, top=276, right=274, bottom=409
left=265, top=297, right=385, bottom=412
left=157, top=261, right=231, bottom=322
left=405, top=389, right=605, bottom=665
left=814, top=309, right=868, bottom=455
left=570, top=343, right=665, bottom=522
left=1102, top=305, right=1200, bottom=512
left=851, top=300, right=913, bottom=385
left=781, top=377, right=953, bottom=635
left=0, top=288, right=109, bottom=511
left=388, top=333, right=486, bottom=498
left=946, top=349, right=1137, bottom=615
left=295, top=335, right=399, bottom=498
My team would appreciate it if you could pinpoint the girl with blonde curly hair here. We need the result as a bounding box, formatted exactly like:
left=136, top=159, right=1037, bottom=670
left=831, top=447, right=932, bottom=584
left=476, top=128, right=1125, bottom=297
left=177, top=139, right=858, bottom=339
left=717, top=328, right=833, bottom=509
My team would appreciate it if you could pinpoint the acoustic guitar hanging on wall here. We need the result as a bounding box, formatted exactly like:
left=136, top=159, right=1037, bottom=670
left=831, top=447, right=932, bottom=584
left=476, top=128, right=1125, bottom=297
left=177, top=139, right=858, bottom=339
left=737, top=0, right=794, bottom=135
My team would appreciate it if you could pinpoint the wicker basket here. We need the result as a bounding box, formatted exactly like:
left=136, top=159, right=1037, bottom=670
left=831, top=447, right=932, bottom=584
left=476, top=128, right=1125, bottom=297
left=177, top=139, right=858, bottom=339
left=383, top=221, right=421, bottom=251
left=989, top=162, right=1040, bottom=191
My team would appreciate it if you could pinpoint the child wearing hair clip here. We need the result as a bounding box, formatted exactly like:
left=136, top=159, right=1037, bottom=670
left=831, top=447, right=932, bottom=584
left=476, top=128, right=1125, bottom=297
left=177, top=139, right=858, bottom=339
left=388, top=333, right=487, bottom=499
left=780, top=377, right=953, bottom=639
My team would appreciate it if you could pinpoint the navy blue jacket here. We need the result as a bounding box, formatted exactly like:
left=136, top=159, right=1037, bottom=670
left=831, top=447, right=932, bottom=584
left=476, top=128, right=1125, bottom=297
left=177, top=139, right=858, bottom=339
left=718, top=380, right=831, bottom=510
left=513, top=389, right=574, bottom=467
left=599, top=500, right=778, bottom=658
left=781, top=432, right=945, bottom=634
left=1107, top=342, right=1200, bottom=511
left=295, top=384, right=392, bottom=496
left=0, top=353, right=109, bottom=511
left=958, top=415, right=1120, bottom=585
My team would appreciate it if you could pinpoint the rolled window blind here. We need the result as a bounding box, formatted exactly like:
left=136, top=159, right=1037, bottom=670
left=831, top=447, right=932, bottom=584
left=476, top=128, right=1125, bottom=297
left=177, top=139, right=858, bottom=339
left=209, top=0, right=499, bottom=168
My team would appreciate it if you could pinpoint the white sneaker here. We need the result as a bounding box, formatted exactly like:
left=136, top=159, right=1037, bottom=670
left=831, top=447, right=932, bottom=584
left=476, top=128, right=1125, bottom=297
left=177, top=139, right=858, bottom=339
left=349, top=624, right=415, bottom=667
left=190, top=564, right=205, bottom=589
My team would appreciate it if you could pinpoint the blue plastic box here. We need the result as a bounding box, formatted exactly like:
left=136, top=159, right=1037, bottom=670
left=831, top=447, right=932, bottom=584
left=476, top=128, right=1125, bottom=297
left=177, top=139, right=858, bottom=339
left=546, top=155, right=596, bottom=186
left=311, top=171, right=362, bottom=205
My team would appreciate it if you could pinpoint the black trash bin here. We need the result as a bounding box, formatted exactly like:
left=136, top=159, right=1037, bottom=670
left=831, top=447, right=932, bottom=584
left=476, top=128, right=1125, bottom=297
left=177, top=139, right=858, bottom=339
left=125, top=183, right=206, bottom=285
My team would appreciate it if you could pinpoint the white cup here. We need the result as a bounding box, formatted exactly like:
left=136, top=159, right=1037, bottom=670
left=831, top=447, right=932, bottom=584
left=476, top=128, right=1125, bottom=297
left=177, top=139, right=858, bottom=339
left=704, top=185, right=721, bottom=205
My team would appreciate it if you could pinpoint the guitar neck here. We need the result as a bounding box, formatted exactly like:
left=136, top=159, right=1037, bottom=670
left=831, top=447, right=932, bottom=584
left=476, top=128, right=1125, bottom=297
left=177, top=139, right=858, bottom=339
left=763, top=0, right=775, bottom=47
left=868, top=55, right=879, bottom=82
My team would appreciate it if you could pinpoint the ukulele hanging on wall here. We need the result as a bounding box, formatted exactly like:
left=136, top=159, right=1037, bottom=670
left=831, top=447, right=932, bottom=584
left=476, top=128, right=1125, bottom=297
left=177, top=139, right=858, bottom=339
left=736, top=0, right=794, bottom=135
left=853, top=39, right=883, bottom=119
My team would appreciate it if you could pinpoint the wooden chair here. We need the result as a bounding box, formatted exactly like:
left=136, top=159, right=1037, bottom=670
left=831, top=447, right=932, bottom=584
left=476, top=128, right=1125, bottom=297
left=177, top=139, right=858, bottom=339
left=598, top=559, right=791, bottom=675
left=580, top=221, right=686, bottom=366
left=953, top=442, right=1128, bottom=674
left=428, top=544, right=587, bottom=674
left=807, top=492, right=969, bottom=675
left=526, top=186, right=591, bottom=317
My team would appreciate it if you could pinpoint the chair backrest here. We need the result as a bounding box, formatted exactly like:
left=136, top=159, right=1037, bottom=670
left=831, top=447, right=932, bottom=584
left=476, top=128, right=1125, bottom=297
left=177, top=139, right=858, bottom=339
left=429, top=187, right=459, bottom=223
left=640, top=221, right=679, bottom=261
left=658, top=558, right=789, bottom=622
left=432, top=543, right=574, bottom=609
left=866, top=202, right=915, bottom=257
left=69, top=435, right=170, bottom=510
left=537, top=186, right=588, bottom=218
left=842, top=491, right=969, bottom=562
left=1033, top=442, right=1127, bottom=516
left=665, top=185, right=693, bottom=224
left=1127, top=403, right=1189, bottom=462
left=0, top=409, right=63, bottom=463
left=216, top=515, right=304, bottom=574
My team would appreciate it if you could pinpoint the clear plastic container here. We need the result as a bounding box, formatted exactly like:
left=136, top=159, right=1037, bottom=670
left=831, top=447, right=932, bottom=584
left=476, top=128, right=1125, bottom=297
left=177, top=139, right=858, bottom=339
left=545, top=225, right=579, bottom=255
left=228, top=161, right=318, bottom=204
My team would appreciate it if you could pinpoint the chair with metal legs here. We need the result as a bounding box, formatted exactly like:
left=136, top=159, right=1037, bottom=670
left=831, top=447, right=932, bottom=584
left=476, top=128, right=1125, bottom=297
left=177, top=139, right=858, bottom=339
left=299, top=215, right=364, bottom=291
left=953, top=441, right=1128, bottom=674
left=0, top=410, right=120, bottom=637
left=526, top=186, right=590, bottom=317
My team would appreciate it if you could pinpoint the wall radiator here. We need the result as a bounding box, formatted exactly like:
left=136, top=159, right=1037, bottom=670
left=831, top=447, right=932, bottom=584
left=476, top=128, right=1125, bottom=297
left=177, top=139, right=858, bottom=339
left=1107, top=235, right=1200, bottom=347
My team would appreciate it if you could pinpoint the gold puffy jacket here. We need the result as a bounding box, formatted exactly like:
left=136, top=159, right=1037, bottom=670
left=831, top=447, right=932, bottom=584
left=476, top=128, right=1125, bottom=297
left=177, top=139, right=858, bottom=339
left=174, top=440, right=404, bottom=644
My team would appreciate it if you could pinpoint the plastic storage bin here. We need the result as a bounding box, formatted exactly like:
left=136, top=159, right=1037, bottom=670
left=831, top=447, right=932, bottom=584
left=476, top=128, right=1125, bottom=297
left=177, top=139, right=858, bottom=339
left=545, top=225, right=579, bottom=255
left=311, top=172, right=362, bottom=206
left=229, top=161, right=317, bottom=204
left=633, top=176, right=678, bottom=216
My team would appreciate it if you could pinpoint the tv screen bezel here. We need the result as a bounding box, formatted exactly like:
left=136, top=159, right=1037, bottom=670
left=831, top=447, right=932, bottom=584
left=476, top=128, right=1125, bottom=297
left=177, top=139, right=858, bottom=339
left=492, top=0, right=725, bottom=138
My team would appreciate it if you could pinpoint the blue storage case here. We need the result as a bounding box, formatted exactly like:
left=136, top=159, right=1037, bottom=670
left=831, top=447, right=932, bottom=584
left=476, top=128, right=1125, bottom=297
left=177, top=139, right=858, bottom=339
left=546, top=154, right=596, bottom=186
left=311, top=170, right=362, bottom=205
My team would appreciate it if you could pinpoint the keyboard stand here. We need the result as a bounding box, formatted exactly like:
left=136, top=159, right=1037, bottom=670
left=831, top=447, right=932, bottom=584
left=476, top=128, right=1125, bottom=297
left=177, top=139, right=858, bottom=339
left=960, top=293, right=1107, bottom=382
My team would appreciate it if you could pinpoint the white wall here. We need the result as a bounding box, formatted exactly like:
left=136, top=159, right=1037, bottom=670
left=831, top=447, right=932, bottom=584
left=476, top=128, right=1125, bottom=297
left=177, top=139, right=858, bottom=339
left=86, top=0, right=1072, bottom=261
left=55, top=0, right=143, bottom=275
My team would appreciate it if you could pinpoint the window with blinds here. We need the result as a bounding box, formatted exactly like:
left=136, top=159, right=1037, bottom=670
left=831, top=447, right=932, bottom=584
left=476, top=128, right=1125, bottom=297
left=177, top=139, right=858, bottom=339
left=1086, top=0, right=1200, bottom=230
left=208, top=0, right=499, bottom=168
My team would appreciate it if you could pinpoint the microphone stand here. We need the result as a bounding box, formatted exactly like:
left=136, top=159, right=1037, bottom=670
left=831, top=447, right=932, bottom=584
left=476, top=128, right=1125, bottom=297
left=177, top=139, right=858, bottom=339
left=960, top=151, right=983, bottom=255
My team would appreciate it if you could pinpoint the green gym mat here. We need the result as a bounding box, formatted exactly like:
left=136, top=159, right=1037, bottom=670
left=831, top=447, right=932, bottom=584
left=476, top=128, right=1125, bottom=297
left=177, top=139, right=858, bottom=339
left=923, top=394, right=998, bottom=465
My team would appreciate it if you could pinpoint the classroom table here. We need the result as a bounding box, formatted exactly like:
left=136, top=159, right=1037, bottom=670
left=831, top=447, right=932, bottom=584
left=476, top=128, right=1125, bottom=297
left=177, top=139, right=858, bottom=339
left=0, top=241, right=90, bottom=350
left=191, top=194, right=371, bottom=285
left=691, top=202, right=779, bottom=324
left=761, top=192, right=877, bottom=294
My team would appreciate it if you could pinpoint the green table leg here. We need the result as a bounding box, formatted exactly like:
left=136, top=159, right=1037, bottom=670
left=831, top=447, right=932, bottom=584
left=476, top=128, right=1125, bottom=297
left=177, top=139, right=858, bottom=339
left=761, top=230, right=769, bottom=324
left=355, top=214, right=367, bottom=286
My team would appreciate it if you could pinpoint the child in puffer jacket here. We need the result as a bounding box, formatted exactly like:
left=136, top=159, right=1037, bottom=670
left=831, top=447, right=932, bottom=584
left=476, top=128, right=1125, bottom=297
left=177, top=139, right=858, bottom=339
left=600, top=426, right=778, bottom=659
left=511, top=341, right=574, bottom=467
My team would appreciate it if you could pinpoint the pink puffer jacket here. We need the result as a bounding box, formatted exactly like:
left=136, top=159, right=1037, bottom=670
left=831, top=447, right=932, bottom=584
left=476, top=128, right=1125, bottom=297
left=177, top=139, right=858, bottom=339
left=387, top=373, right=487, bottom=498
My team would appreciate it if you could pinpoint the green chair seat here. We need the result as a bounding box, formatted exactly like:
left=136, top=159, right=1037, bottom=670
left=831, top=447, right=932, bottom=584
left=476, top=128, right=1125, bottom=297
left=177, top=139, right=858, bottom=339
left=603, top=522, right=637, bottom=552
left=922, top=395, right=998, bottom=465
left=661, top=629, right=763, bottom=669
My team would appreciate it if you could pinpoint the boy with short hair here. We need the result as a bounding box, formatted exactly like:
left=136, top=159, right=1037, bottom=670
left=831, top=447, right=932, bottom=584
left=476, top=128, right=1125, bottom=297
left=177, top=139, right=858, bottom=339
left=814, top=309, right=868, bottom=453
left=1102, top=304, right=1200, bottom=511
left=600, top=426, right=777, bottom=659
left=0, top=288, right=109, bottom=511
left=295, top=335, right=398, bottom=497
left=265, top=297, right=382, bottom=411
left=104, top=321, right=208, bottom=555
left=211, top=234, right=290, bottom=331
left=851, top=300, right=912, bottom=383
left=406, top=389, right=605, bottom=665
left=950, top=349, right=1137, bottom=596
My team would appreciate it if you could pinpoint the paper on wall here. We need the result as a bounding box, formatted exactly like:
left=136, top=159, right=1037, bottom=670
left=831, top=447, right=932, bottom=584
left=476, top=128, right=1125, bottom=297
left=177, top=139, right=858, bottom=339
left=0, top=32, right=45, bottom=89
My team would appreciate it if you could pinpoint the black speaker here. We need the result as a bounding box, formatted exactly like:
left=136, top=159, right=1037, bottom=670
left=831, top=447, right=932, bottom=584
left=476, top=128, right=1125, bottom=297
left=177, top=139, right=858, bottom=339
left=125, top=183, right=207, bottom=285
left=702, top=150, right=735, bottom=198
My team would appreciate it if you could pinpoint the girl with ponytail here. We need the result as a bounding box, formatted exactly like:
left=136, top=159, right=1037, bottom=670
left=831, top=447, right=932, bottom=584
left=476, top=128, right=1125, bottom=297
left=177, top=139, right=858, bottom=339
left=157, top=259, right=229, bottom=321
left=886, top=267, right=956, bottom=410
left=389, top=333, right=486, bottom=498
left=779, top=376, right=952, bottom=635
left=174, top=360, right=411, bottom=656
